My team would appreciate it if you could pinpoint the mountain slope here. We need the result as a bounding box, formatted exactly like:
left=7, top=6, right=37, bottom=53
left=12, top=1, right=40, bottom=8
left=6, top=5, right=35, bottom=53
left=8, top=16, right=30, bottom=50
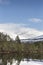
left=21, top=35, right=43, bottom=43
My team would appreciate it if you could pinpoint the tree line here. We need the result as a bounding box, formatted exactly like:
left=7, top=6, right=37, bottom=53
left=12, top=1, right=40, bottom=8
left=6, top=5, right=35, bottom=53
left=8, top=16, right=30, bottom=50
left=0, top=32, right=43, bottom=54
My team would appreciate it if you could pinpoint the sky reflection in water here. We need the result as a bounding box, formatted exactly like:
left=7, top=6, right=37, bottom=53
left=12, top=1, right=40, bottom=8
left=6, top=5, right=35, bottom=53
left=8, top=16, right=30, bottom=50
left=7, top=59, right=43, bottom=65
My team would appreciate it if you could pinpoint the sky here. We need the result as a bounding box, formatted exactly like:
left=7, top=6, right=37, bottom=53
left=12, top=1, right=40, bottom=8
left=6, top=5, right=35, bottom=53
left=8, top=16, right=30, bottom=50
left=0, top=0, right=43, bottom=39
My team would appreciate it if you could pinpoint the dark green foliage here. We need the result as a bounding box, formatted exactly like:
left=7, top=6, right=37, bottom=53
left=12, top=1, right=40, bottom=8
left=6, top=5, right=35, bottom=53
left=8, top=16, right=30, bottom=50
left=0, top=41, right=43, bottom=54
left=15, top=35, right=21, bottom=43
left=0, top=32, right=43, bottom=54
left=0, top=32, right=12, bottom=41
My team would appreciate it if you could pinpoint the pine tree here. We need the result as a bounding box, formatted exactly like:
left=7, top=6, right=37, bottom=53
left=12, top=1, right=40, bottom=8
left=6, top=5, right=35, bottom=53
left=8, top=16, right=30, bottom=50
left=15, top=35, right=21, bottom=43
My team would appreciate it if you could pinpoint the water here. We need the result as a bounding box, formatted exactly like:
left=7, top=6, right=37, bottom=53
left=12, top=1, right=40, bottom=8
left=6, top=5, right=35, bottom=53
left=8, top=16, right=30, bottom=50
left=0, top=53, right=43, bottom=65
left=7, top=59, right=43, bottom=65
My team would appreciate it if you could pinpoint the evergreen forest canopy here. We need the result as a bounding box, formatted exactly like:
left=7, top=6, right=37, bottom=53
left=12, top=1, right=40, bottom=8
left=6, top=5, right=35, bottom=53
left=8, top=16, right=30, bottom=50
left=0, top=32, right=12, bottom=41
left=0, top=32, right=43, bottom=55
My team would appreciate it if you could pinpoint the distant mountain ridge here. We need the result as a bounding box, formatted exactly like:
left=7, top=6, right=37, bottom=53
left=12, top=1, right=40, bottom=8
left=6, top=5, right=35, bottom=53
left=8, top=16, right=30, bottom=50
left=21, top=35, right=43, bottom=43
left=0, top=32, right=43, bottom=42
left=37, top=35, right=43, bottom=39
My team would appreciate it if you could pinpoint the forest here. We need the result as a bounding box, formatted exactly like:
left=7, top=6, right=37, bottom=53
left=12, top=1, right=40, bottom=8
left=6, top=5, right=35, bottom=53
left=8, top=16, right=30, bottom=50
left=0, top=32, right=43, bottom=54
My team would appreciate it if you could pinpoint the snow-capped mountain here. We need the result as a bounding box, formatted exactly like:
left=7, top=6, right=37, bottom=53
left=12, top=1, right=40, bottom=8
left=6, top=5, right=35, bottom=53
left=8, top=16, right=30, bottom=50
left=37, top=35, right=43, bottom=39
left=21, top=35, right=43, bottom=43
left=0, top=31, right=43, bottom=43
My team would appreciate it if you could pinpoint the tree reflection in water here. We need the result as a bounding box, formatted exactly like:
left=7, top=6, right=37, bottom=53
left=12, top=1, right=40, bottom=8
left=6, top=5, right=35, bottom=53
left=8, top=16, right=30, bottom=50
left=0, top=53, right=43, bottom=65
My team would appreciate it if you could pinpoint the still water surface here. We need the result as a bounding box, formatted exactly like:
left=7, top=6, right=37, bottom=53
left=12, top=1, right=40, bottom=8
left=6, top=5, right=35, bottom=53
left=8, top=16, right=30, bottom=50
left=7, top=59, right=43, bottom=65
left=0, top=53, right=43, bottom=65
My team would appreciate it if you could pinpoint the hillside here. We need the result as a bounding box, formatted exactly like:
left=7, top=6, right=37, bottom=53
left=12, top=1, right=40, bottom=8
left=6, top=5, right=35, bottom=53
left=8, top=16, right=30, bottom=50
left=21, top=35, right=43, bottom=43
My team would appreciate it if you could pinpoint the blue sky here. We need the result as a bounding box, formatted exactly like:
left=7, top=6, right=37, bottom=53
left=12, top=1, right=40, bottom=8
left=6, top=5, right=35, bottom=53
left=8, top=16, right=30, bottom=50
left=0, top=0, right=43, bottom=39
left=0, top=0, right=43, bottom=30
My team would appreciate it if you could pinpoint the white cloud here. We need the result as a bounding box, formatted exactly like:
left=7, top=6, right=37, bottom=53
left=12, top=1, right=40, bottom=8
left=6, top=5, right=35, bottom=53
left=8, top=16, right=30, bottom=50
left=0, top=0, right=10, bottom=5
left=0, top=23, right=43, bottom=39
left=29, top=18, right=42, bottom=22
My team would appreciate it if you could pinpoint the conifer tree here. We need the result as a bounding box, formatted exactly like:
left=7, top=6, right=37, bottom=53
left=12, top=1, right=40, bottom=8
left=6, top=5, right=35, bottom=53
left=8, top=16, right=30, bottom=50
left=15, top=35, right=21, bottom=43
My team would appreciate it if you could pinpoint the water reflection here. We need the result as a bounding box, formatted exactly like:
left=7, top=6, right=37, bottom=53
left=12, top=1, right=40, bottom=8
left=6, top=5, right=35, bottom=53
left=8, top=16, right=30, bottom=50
left=0, top=53, right=43, bottom=65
